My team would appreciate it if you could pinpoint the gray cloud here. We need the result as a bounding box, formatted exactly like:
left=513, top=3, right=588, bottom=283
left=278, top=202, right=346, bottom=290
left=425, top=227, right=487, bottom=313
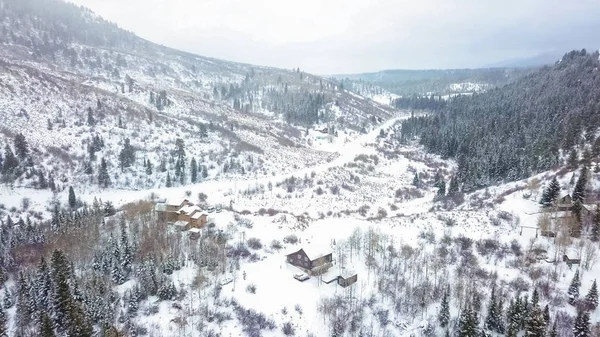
left=68, top=0, right=600, bottom=74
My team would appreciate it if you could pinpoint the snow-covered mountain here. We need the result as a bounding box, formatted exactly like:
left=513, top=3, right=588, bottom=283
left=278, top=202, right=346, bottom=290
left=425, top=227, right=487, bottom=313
left=0, top=0, right=396, bottom=193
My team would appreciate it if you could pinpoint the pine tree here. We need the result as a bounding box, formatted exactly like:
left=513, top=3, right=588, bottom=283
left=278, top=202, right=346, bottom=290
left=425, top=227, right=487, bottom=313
left=448, top=175, right=459, bottom=196
left=437, top=178, right=446, bottom=198
left=592, top=207, right=600, bottom=242
left=568, top=149, right=579, bottom=168
left=542, top=304, right=550, bottom=324
left=572, top=199, right=583, bottom=236
left=166, top=171, right=172, bottom=187
left=202, top=165, right=208, bottom=178
left=146, top=159, right=153, bottom=175
left=524, top=304, right=546, bottom=337
left=2, top=287, right=12, bottom=309
left=485, top=285, right=501, bottom=333
left=87, top=108, right=95, bottom=126
left=1, top=144, right=18, bottom=179
left=540, top=177, right=561, bottom=205
left=98, top=158, right=110, bottom=188
left=438, top=288, right=450, bottom=328
left=39, top=313, right=55, bottom=337
left=38, top=170, right=48, bottom=189
left=199, top=123, right=208, bottom=138
left=191, top=158, right=198, bottom=183
left=14, top=133, right=29, bottom=161
left=68, top=186, right=76, bottom=209
left=50, top=250, right=72, bottom=333
left=572, top=166, right=588, bottom=203
left=531, top=288, right=539, bottom=307
left=412, top=172, right=419, bottom=187
left=584, top=279, right=598, bottom=310
left=548, top=320, right=557, bottom=337
left=458, top=306, right=478, bottom=337
left=568, top=269, right=581, bottom=305
left=0, top=306, right=6, bottom=337
left=120, top=218, right=132, bottom=277
left=573, top=310, right=591, bottom=337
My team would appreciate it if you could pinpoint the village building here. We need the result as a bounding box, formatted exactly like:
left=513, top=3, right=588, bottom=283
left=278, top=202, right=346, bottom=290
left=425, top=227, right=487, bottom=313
left=155, top=199, right=209, bottom=229
left=286, top=243, right=334, bottom=276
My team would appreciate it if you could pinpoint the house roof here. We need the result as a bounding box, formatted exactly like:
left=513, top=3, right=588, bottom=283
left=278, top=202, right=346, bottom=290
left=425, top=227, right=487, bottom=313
left=178, top=204, right=202, bottom=215
left=189, top=228, right=201, bottom=233
left=173, top=220, right=189, bottom=227
left=191, top=211, right=208, bottom=219
left=154, top=203, right=167, bottom=212
left=286, top=240, right=333, bottom=261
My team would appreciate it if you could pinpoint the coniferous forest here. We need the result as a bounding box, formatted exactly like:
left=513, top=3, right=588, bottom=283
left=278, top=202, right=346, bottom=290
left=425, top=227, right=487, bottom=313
left=400, top=50, right=600, bottom=191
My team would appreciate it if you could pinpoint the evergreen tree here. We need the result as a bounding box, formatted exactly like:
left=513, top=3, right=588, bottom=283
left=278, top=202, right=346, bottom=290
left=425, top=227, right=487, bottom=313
left=0, top=306, right=6, bottom=337
left=146, top=159, right=153, bottom=175
left=572, top=166, right=588, bottom=203
left=568, top=269, right=581, bottom=304
left=68, top=186, right=76, bottom=209
left=412, top=172, right=420, bottom=187
left=448, top=175, right=459, bottom=196
left=458, top=306, right=478, bottom=337
left=571, top=199, right=583, bottom=236
left=568, top=149, right=579, bottom=168
left=531, top=288, right=539, bottom=307
left=2, top=287, right=12, bottom=309
left=50, top=250, right=72, bottom=333
left=540, top=177, right=561, bottom=205
left=549, top=320, right=557, bottom=337
left=14, top=133, right=29, bottom=161
left=174, top=138, right=186, bottom=182
left=166, top=171, right=172, bottom=187
left=592, top=206, right=600, bottom=242
left=38, top=170, right=48, bottom=189
left=104, top=201, right=116, bottom=217
left=118, top=138, right=136, bottom=170
left=190, top=158, right=198, bottom=183
left=39, top=313, right=55, bottom=337
left=584, top=279, right=598, bottom=310
left=573, top=311, right=591, bottom=337
left=120, top=218, right=132, bottom=277
left=437, top=178, right=446, bottom=198
left=87, top=108, right=95, bottom=126
left=438, top=287, right=450, bottom=328
left=98, top=158, right=110, bottom=188
left=524, top=304, right=546, bottom=337
left=542, top=305, right=550, bottom=324
left=202, top=165, right=208, bottom=178
left=485, top=285, right=502, bottom=333
left=1, top=145, right=18, bottom=179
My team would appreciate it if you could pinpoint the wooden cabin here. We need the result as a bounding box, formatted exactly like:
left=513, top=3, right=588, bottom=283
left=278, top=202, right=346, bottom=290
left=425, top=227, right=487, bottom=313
left=337, top=272, right=357, bottom=287
left=286, top=245, right=333, bottom=276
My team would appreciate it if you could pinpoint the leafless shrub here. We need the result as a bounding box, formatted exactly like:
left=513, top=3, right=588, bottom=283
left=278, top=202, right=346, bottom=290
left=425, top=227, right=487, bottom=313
left=246, top=284, right=257, bottom=294
left=283, top=234, right=298, bottom=244
left=247, top=238, right=262, bottom=250
left=270, top=240, right=283, bottom=250
left=358, top=205, right=370, bottom=217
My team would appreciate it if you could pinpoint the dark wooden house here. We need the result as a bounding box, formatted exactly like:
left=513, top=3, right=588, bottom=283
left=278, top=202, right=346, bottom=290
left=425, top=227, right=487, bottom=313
left=286, top=246, right=333, bottom=276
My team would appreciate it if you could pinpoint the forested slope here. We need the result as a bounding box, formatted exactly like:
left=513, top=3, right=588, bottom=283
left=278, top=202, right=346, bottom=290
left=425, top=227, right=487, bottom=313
left=400, top=50, right=600, bottom=191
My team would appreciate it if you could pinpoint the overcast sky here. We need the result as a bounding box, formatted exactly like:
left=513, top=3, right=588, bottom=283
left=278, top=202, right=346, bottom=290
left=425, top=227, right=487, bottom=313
left=68, top=0, right=600, bottom=74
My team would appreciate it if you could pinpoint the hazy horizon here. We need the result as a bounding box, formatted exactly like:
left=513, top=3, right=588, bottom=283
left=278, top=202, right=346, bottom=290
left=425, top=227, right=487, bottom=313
left=69, top=0, right=600, bottom=74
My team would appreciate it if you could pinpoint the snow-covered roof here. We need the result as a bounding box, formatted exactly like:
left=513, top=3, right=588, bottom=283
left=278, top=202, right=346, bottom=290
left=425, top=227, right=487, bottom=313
left=189, top=228, right=201, bottom=233
left=173, top=220, right=189, bottom=227
left=179, top=205, right=202, bottom=215
left=286, top=241, right=333, bottom=261
left=154, top=203, right=167, bottom=212
left=191, top=211, right=208, bottom=219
